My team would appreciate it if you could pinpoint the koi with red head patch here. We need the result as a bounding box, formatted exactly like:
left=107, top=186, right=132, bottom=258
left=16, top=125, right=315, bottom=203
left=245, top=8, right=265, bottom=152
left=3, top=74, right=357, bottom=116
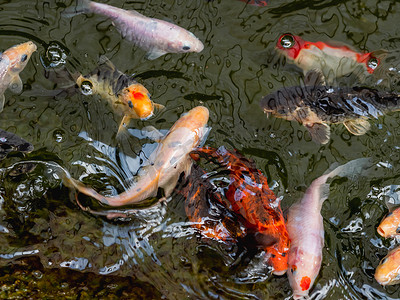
left=286, top=158, right=371, bottom=298
left=75, top=56, right=164, bottom=138
left=375, top=245, right=400, bottom=285
left=0, top=41, right=37, bottom=112
left=190, top=146, right=289, bottom=275
left=276, top=33, right=384, bottom=82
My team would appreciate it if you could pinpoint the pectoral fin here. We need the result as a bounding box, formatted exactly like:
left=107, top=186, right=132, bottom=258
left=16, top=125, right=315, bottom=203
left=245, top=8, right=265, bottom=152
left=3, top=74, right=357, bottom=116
left=9, top=76, right=23, bottom=94
left=141, top=125, right=164, bottom=142
left=343, top=118, right=370, bottom=135
left=117, top=115, right=132, bottom=137
left=153, top=103, right=165, bottom=111
left=304, top=69, right=326, bottom=86
left=146, top=49, right=167, bottom=60
left=0, top=94, right=5, bottom=113
left=305, top=122, right=330, bottom=144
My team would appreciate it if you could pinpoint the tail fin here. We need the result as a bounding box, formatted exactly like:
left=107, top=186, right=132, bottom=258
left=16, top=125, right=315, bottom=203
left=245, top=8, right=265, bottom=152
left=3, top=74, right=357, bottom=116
left=325, top=157, right=373, bottom=180
left=317, top=157, right=373, bottom=203
left=62, top=0, right=91, bottom=18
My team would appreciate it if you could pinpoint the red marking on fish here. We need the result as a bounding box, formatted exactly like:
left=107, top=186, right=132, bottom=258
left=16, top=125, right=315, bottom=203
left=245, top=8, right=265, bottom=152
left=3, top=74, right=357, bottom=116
left=190, top=146, right=290, bottom=274
left=300, top=276, right=311, bottom=291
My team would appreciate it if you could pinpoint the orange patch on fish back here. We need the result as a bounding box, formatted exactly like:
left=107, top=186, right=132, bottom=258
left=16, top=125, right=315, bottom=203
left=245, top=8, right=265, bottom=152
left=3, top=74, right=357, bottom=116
left=132, top=91, right=145, bottom=100
left=300, top=276, right=311, bottom=291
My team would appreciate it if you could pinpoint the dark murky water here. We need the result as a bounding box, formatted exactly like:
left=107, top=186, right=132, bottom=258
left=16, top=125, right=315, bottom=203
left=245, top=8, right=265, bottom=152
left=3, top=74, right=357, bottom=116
left=1, top=0, right=400, bottom=299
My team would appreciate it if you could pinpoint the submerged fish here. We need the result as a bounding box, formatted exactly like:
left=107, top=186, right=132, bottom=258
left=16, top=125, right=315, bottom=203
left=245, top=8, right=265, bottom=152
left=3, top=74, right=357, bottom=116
left=260, top=70, right=400, bottom=144
left=64, top=106, right=209, bottom=207
left=377, top=206, right=400, bottom=238
left=239, top=0, right=268, bottom=6
left=190, top=146, right=290, bottom=275
left=0, top=41, right=37, bottom=112
left=0, top=129, right=33, bottom=160
left=183, top=163, right=247, bottom=243
left=276, top=33, right=383, bottom=82
left=375, top=245, right=400, bottom=285
left=64, top=0, right=204, bottom=60
left=76, top=56, right=164, bottom=136
left=287, top=158, right=371, bottom=299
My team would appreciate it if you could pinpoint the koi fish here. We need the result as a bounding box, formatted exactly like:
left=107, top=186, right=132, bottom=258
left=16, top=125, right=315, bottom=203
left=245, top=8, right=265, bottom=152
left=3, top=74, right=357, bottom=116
left=0, top=129, right=33, bottom=160
left=0, top=41, right=37, bottom=112
left=260, top=70, right=400, bottom=144
left=375, top=245, right=400, bottom=285
left=63, top=106, right=209, bottom=207
left=183, top=163, right=247, bottom=243
left=239, top=0, right=268, bottom=6
left=377, top=206, right=400, bottom=238
left=76, top=56, right=164, bottom=137
left=276, top=33, right=384, bottom=82
left=190, top=146, right=289, bottom=275
left=287, top=158, right=371, bottom=299
left=63, top=0, right=204, bottom=60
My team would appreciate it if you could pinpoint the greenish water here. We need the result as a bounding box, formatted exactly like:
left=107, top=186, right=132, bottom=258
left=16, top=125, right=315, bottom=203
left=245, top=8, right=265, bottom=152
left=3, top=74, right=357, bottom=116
left=1, top=0, right=400, bottom=299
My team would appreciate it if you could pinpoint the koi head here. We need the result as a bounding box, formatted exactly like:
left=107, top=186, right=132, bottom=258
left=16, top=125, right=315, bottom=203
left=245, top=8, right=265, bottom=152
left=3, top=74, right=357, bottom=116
left=276, top=33, right=305, bottom=60
left=120, top=83, right=153, bottom=119
left=2, top=41, right=37, bottom=73
left=375, top=246, right=400, bottom=285
left=377, top=207, right=400, bottom=238
left=168, top=31, right=204, bottom=54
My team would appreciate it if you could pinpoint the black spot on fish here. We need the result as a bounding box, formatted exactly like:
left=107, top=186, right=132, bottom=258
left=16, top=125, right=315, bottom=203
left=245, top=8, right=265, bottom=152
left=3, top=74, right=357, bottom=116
left=21, top=54, right=28, bottom=62
left=137, top=188, right=142, bottom=192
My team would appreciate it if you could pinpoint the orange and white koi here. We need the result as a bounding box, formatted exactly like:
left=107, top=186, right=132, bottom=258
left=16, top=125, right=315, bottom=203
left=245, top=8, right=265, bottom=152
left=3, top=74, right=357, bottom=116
left=375, top=245, right=400, bottom=285
left=0, top=41, right=37, bottom=112
left=287, top=158, right=371, bottom=299
left=64, top=106, right=209, bottom=207
left=76, top=56, right=164, bottom=136
left=276, top=33, right=383, bottom=81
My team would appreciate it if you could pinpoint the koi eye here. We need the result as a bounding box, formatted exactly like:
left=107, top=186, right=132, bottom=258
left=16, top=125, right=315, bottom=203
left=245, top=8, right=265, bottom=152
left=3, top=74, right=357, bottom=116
left=368, top=57, right=379, bottom=70
left=381, top=257, right=388, bottom=264
left=396, top=227, right=400, bottom=234
left=182, top=46, right=191, bottom=51
left=21, top=54, right=28, bottom=62
left=280, top=34, right=295, bottom=49
left=128, top=100, right=133, bottom=108
left=80, top=80, right=93, bottom=95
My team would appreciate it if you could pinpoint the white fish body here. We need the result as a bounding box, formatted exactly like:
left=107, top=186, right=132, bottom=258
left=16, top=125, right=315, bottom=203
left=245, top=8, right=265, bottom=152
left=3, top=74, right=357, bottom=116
left=287, top=158, right=371, bottom=299
left=64, top=106, right=210, bottom=207
left=66, top=0, right=204, bottom=60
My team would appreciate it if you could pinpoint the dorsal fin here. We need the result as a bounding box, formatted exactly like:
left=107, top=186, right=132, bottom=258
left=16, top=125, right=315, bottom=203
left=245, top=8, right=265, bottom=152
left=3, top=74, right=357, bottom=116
left=304, top=69, right=326, bottom=86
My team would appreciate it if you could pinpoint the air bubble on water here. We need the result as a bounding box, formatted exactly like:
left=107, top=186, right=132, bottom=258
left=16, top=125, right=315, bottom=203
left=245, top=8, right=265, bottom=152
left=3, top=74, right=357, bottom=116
left=80, top=81, right=93, bottom=95
left=53, top=129, right=64, bottom=142
left=41, top=42, right=68, bottom=68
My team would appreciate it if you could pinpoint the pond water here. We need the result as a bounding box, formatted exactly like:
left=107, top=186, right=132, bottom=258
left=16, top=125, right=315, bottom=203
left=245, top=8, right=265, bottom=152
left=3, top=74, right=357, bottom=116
left=1, top=0, right=400, bottom=299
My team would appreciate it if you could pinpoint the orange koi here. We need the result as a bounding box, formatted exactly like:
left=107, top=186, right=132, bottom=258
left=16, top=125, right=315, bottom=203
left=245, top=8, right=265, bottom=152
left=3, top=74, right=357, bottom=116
left=64, top=106, right=209, bottom=207
left=378, top=206, right=400, bottom=238
left=190, top=146, right=290, bottom=275
left=375, top=245, right=400, bottom=285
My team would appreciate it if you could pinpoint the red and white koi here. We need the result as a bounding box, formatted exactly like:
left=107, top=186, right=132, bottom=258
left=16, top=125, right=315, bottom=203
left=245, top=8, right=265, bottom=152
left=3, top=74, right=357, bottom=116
left=64, top=106, right=209, bottom=207
left=276, top=33, right=383, bottom=81
left=287, top=158, right=371, bottom=298
left=375, top=245, right=400, bottom=285
left=0, top=41, right=37, bottom=112
left=64, top=0, right=204, bottom=60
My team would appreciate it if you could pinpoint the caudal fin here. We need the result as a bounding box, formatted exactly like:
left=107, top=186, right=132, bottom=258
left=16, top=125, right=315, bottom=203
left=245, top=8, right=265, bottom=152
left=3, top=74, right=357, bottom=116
left=62, top=0, right=91, bottom=18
